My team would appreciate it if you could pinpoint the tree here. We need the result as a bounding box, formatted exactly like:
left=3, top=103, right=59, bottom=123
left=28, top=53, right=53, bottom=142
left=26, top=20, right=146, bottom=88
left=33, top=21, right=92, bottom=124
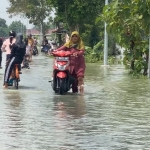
left=49, top=0, right=119, bottom=61
left=0, top=18, right=8, bottom=28
left=33, top=19, right=54, bottom=35
left=7, top=0, right=52, bottom=36
left=50, top=0, right=107, bottom=48
left=100, top=0, right=150, bottom=75
left=0, top=28, right=8, bottom=37
left=49, top=0, right=104, bottom=33
left=9, top=21, right=26, bottom=35
left=0, top=18, right=8, bottom=37
left=7, top=0, right=28, bottom=15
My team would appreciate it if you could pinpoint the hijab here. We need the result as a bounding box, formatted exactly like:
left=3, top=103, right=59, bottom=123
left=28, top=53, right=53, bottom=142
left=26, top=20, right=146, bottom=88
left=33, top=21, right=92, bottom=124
left=64, top=31, right=85, bottom=50
left=15, top=33, right=25, bottom=48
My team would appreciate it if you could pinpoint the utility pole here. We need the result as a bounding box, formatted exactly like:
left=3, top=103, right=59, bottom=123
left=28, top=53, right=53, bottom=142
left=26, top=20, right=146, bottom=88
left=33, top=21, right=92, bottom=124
left=104, top=0, right=109, bottom=66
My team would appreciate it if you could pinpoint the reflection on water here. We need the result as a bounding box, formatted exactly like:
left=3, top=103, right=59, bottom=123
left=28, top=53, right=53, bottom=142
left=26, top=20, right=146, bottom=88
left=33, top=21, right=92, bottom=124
left=1, top=91, right=24, bottom=149
left=4, top=91, right=22, bottom=107
left=1, top=54, right=150, bottom=149
left=53, top=95, right=86, bottom=119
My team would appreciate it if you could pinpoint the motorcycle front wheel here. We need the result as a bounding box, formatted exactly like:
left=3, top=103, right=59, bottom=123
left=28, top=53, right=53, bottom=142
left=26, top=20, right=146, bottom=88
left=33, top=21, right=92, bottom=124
left=58, top=78, right=65, bottom=95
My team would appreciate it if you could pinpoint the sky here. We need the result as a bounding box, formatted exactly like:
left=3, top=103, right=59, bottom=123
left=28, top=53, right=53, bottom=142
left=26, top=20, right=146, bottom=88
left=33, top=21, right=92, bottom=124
left=0, top=1, right=33, bottom=29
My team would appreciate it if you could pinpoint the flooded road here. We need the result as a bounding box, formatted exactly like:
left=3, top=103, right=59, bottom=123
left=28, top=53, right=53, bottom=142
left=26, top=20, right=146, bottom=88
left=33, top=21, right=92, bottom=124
left=0, top=53, right=150, bottom=150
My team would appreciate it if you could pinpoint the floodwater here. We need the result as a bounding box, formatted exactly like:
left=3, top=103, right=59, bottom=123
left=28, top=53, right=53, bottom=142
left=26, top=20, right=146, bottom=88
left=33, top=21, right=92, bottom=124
left=0, top=53, right=150, bottom=150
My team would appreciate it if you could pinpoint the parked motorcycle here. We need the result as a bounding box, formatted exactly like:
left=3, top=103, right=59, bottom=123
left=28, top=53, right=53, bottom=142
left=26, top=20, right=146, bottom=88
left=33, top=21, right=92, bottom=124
left=50, top=50, right=75, bottom=95
left=41, top=44, right=51, bottom=54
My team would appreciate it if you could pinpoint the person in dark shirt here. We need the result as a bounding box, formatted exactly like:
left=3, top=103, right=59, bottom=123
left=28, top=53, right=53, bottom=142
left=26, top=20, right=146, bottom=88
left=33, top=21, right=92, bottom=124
left=4, top=33, right=26, bottom=89
left=0, top=37, right=3, bottom=68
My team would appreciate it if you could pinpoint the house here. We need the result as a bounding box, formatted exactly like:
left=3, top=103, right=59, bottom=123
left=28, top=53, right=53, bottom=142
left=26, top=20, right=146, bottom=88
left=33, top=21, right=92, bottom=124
left=26, top=29, right=53, bottom=37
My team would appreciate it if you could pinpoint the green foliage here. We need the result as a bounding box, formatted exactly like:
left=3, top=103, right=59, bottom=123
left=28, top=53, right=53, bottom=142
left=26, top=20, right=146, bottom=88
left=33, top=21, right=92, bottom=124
left=84, top=44, right=120, bottom=64
left=0, top=18, right=8, bottom=37
left=7, top=0, right=121, bottom=64
left=7, top=0, right=52, bottom=36
left=123, top=40, right=148, bottom=75
left=9, top=21, right=26, bottom=35
left=81, top=23, right=102, bottom=48
left=89, top=25, right=101, bottom=48
left=99, top=0, right=150, bottom=75
left=33, top=21, right=53, bottom=35
left=50, top=0, right=118, bottom=58
left=84, top=46, right=102, bottom=63
left=85, top=41, right=105, bottom=63
left=0, top=18, right=8, bottom=28
left=49, top=0, right=104, bottom=32
left=7, top=0, right=28, bottom=15
left=0, top=27, right=8, bottom=37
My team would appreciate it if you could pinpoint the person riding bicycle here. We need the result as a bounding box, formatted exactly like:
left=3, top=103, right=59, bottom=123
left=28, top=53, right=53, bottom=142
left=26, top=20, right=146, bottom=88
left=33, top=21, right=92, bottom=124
left=4, top=33, right=26, bottom=89
left=1, top=30, right=16, bottom=61
left=54, top=31, right=86, bottom=94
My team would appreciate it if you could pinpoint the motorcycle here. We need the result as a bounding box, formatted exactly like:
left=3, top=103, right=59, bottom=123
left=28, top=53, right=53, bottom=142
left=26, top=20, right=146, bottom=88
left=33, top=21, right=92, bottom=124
left=50, top=50, right=75, bottom=95
left=41, top=44, right=51, bottom=54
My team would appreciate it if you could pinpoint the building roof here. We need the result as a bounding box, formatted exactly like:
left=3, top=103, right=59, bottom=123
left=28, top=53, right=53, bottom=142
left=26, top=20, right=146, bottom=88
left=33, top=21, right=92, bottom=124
left=26, top=29, right=53, bottom=36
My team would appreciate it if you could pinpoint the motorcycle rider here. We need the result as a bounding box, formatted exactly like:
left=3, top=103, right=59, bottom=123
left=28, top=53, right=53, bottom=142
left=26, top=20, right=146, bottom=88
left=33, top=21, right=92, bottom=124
left=4, top=33, right=26, bottom=89
left=55, top=31, right=86, bottom=94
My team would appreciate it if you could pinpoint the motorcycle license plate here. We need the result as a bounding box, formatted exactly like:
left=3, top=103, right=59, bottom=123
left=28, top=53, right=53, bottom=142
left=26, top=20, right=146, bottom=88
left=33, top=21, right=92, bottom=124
left=56, top=57, right=69, bottom=61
